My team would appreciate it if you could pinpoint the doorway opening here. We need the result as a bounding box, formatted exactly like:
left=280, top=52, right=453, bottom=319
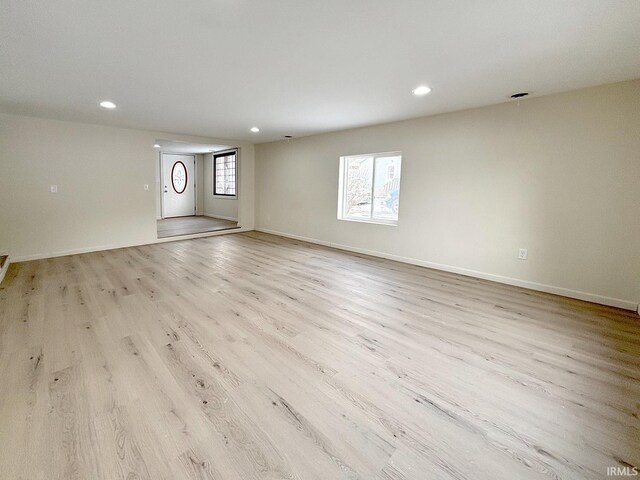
left=157, top=141, right=240, bottom=238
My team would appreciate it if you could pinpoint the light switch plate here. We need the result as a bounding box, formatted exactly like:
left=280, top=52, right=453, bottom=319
left=50, top=185, right=58, bottom=193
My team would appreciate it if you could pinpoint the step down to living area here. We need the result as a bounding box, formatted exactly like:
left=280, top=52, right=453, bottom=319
left=0, top=255, right=8, bottom=286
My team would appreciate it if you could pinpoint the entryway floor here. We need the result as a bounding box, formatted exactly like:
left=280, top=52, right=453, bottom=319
left=157, top=215, right=238, bottom=238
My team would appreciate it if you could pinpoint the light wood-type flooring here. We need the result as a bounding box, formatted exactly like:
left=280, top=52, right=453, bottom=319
left=157, top=215, right=238, bottom=238
left=0, top=231, right=638, bottom=479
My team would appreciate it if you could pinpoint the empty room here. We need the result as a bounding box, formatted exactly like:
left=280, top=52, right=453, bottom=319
left=1, top=1, right=639, bottom=479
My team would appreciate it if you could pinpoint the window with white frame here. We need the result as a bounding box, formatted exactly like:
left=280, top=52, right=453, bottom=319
left=213, top=150, right=237, bottom=197
left=338, top=152, right=402, bottom=225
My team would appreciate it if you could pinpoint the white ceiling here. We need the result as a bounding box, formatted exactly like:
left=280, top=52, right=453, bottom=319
left=1, top=1, right=639, bottom=143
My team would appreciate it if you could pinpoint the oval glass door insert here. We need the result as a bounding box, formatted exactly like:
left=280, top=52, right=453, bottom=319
left=171, top=161, right=188, bottom=194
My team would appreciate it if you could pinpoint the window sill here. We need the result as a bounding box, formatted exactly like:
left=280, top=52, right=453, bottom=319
left=213, top=195, right=238, bottom=200
left=338, top=217, right=398, bottom=227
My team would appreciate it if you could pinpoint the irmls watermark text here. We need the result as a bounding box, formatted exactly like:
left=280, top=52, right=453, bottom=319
left=608, top=466, right=639, bottom=477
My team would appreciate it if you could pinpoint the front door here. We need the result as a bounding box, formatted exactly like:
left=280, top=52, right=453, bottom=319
left=162, top=154, right=195, bottom=217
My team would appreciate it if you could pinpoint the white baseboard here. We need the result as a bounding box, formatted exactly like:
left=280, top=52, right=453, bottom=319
left=256, top=227, right=639, bottom=312
left=204, top=214, right=238, bottom=222
left=0, top=254, right=9, bottom=286
left=10, top=227, right=250, bottom=263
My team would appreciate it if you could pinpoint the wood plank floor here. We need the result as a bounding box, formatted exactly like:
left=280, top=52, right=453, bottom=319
left=157, top=216, right=238, bottom=238
left=0, top=231, right=638, bottom=480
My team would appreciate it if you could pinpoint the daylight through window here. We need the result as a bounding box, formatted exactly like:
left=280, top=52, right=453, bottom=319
left=214, top=150, right=237, bottom=197
left=338, top=152, right=401, bottom=225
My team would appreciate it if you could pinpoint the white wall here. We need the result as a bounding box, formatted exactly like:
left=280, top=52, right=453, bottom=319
left=196, top=154, right=205, bottom=216
left=0, top=113, right=255, bottom=261
left=255, top=80, right=640, bottom=310
left=203, top=152, right=239, bottom=221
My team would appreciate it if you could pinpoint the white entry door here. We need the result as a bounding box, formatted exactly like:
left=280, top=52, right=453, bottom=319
left=162, top=154, right=195, bottom=218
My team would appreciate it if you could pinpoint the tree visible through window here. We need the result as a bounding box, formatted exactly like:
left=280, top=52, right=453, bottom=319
left=338, top=152, right=402, bottom=224
left=214, top=150, right=237, bottom=197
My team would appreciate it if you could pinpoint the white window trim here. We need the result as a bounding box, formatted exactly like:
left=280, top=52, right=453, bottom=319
left=213, top=148, right=239, bottom=199
left=337, top=151, right=401, bottom=226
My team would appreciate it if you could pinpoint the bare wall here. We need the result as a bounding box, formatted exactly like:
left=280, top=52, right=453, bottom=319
left=255, top=80, right=640, bottom=309
left=0, top=113, right=255, bottom=260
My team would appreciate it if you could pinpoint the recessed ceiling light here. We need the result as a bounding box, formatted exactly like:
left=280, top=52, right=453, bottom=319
left=99, top=100, right=117, bottom=109
left=412, top=85, right=431, bottom=96
left=153, top=144, right=161, bottom=148
left=250, top=127, right=260, bottom=133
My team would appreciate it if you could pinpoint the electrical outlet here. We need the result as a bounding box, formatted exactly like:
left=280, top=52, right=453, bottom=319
left=143, top=184, right=149, bottom=191
left=50, top=185, right=58, bottom=193
left=518, top=248, right=528, bottom=260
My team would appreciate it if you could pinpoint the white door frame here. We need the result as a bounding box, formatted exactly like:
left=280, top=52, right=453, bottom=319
left=160, top=153, right=197, bottom=218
